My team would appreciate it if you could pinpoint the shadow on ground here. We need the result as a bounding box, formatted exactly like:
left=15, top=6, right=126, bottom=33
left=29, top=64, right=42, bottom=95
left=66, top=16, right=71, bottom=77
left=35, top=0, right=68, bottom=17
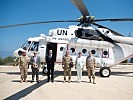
left=111, top=71, right=133, bottom=77
left=3, top=70, right=133, bottom=99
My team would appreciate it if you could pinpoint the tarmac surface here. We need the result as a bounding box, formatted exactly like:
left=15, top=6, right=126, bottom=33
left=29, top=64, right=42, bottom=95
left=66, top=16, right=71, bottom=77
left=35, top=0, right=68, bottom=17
left=0, top=65, right=133, bottom=100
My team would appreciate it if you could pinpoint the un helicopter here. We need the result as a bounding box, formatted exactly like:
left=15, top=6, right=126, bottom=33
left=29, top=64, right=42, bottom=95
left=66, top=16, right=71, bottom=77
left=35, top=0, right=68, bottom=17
left=0, top=0, right=133, bottom=77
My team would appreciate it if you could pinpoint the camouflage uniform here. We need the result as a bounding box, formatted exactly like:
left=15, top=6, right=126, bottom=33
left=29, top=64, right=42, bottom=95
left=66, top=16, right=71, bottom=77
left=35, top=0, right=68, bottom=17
left=19, top=56, right=29, bottom=82
left=62, top=55, right=72, bottom=82
left=86, top=55, right=96, bottom=83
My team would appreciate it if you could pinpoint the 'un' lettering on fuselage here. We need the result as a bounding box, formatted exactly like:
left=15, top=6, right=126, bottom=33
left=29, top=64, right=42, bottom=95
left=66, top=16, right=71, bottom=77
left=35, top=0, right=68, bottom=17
left=57, top=29, right=67, bottom=36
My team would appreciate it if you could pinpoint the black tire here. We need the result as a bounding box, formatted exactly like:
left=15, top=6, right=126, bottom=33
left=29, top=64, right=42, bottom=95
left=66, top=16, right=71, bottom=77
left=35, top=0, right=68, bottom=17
left=42, top=66, right=48, bottom=74
left=99, top=67, right=111, bottom=77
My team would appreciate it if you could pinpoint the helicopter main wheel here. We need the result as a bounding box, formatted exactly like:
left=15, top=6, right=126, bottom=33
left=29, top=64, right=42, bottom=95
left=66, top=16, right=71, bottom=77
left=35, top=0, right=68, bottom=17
left=99, top=67, right=111, bottom=77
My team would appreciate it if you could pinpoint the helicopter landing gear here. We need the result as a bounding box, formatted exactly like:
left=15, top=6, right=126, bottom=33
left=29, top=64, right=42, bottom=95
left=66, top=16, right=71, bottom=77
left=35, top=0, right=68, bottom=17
left=99, top=67, right=111, bottom=77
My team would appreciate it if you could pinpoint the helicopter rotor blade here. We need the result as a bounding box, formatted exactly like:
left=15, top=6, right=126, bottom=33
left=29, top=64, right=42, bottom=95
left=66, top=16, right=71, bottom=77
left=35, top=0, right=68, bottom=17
left=93, top=23, right=123, bottom=36
left=70, top=0, right=90, bottom=17
left=95, top=18, right=133, bottom=22
left=0, top=20, right=78, bottom=28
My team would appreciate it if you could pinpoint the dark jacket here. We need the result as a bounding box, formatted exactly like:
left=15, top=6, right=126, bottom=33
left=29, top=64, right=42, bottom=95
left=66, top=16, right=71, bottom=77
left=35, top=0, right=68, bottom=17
left=46, top=54, right=56, bottom=69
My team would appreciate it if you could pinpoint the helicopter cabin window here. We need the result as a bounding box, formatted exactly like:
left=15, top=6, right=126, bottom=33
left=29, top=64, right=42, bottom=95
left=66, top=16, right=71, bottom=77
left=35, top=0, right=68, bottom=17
left=82, top=49, right=87, bottom=54
left=30, top=42, right=39, bottom=51
left=70, top=48, right=75, bottom=53
left=60, top=47, right=64, bottom=51
left=91, top=49, right=96, bottom=54
left=103, top=51, right=108, bottom=55
left=102, top=49, right=109, bottom=58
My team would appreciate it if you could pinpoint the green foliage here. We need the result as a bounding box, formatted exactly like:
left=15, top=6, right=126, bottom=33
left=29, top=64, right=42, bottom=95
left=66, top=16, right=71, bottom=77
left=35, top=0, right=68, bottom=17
left=0, top=57, right=4, bottom=65
left=0, top=56, right=15, bottom=65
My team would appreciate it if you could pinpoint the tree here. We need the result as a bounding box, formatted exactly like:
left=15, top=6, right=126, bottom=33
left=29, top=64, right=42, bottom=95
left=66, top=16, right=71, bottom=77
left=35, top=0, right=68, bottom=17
left=4, top=56, right=14, bottom=65
left=0, top=56, right=15, bottom=65
left=0, top=57, right=4, bottom=65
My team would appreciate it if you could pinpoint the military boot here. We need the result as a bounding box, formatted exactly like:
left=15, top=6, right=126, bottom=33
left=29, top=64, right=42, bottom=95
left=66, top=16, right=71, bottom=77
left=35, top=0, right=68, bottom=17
left=20, top=77, right=23, bottom=83
left=63, top=77, right=66, bottom=83
left=89, top=78, right=92, bottom=83
left=20, top=80, right=23, bottom=83
left=93, top=78, right=96, bottom=84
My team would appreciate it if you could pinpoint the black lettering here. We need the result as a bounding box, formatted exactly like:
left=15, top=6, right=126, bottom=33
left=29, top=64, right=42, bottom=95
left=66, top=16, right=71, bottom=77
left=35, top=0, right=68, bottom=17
left=57, top=29, right=67, bottom=36
left=57, top=30, right=61, bottom=35
left=63, top=30, right=67, bottom=35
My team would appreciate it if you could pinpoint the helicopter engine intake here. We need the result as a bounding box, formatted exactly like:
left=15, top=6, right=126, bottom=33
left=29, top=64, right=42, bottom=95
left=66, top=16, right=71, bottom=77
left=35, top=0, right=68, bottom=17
left=75, top=28, right=103, bottom=40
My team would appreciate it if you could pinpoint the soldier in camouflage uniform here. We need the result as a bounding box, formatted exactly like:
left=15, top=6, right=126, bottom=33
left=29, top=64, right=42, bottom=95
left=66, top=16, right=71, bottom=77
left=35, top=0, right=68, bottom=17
left=86, top=51, right=96, bottom=84
left=62, top=50, right=73, bottom=83
left=18, top=51, right=29, bottom=83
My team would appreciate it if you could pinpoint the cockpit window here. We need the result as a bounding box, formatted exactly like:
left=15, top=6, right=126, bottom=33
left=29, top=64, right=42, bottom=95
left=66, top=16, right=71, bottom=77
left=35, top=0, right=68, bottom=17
left=30, top=42, right=39, bottom=51
left=21, top=41, right=32, bottom=50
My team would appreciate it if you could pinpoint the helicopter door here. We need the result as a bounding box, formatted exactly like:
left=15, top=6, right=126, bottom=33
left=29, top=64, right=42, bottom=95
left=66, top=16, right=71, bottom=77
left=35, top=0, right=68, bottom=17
left=56, top=43, right=67, bottom=63
left=38, top=40, right=47, bottom=62
left=46, top=43, right=57, bottom=62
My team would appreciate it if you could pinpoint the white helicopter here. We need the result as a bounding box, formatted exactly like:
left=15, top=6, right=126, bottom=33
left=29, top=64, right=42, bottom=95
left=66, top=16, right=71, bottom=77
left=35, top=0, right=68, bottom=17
left=1, top=0, right=133, bottom=77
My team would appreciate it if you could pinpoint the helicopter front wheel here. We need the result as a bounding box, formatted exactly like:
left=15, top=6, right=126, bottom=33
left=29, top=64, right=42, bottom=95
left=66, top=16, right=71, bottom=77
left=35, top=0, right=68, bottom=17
left=99, top=67, right=111, bottom=77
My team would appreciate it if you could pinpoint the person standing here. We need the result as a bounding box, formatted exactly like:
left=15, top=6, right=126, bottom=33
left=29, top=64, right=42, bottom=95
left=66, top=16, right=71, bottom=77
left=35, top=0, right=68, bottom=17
left=86, top=51, right=96, bottom=84
left=62, top=50, right=73, bottom=83
left=46, top=50, right=56, bottom=82
left=75, top=52, right=84, bottom=83
left=30, top=52, right=41, bottom=83
left=18, top=51, right=29, bottom=83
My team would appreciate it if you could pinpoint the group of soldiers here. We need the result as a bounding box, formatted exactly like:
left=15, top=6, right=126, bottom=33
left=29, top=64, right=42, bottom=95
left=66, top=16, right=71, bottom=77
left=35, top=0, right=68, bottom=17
left=18, top=50, right=96, bottom=84
left=62, top=51, right=96, bottom=84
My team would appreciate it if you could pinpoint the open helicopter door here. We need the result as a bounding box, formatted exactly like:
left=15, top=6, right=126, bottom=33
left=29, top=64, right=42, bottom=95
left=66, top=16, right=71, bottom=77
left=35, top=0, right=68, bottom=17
left=46, top=43, right=57, bottom=62
left=42, top=42, right=57, bottom=74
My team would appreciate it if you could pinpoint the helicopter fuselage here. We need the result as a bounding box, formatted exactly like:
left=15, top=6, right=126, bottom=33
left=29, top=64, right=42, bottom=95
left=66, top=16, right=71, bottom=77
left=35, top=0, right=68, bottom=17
left=13, top=25, right=133, bottom=77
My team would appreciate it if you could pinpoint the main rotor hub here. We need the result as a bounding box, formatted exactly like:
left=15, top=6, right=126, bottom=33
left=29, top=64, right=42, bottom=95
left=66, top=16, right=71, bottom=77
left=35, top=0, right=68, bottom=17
left=77, top=16, right=95, bottom=26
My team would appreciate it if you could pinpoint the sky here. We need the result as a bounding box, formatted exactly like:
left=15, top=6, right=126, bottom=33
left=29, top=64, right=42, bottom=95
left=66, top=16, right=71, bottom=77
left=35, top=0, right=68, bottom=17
left=0, top=0, right=133, bottom=58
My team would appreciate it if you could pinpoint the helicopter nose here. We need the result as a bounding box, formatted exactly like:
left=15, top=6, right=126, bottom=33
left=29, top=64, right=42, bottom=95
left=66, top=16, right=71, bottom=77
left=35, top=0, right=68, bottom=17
left=13, top=50, right=19, bottom=57
left=13, top=48, right=25, bottom=57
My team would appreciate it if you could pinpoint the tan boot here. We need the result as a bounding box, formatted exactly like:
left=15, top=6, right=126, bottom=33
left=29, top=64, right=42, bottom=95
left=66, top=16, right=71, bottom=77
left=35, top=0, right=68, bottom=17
left=25, top=80, right=28, bottom=83
left=93, top=79, right=96, bottom=84
left=89, top=78, right=92, bottom=83
left=20, top=80, right=23, bottom=83
left=68, top=80, right=71, bottom=83
left=63, top=80, right=66, bottom=83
